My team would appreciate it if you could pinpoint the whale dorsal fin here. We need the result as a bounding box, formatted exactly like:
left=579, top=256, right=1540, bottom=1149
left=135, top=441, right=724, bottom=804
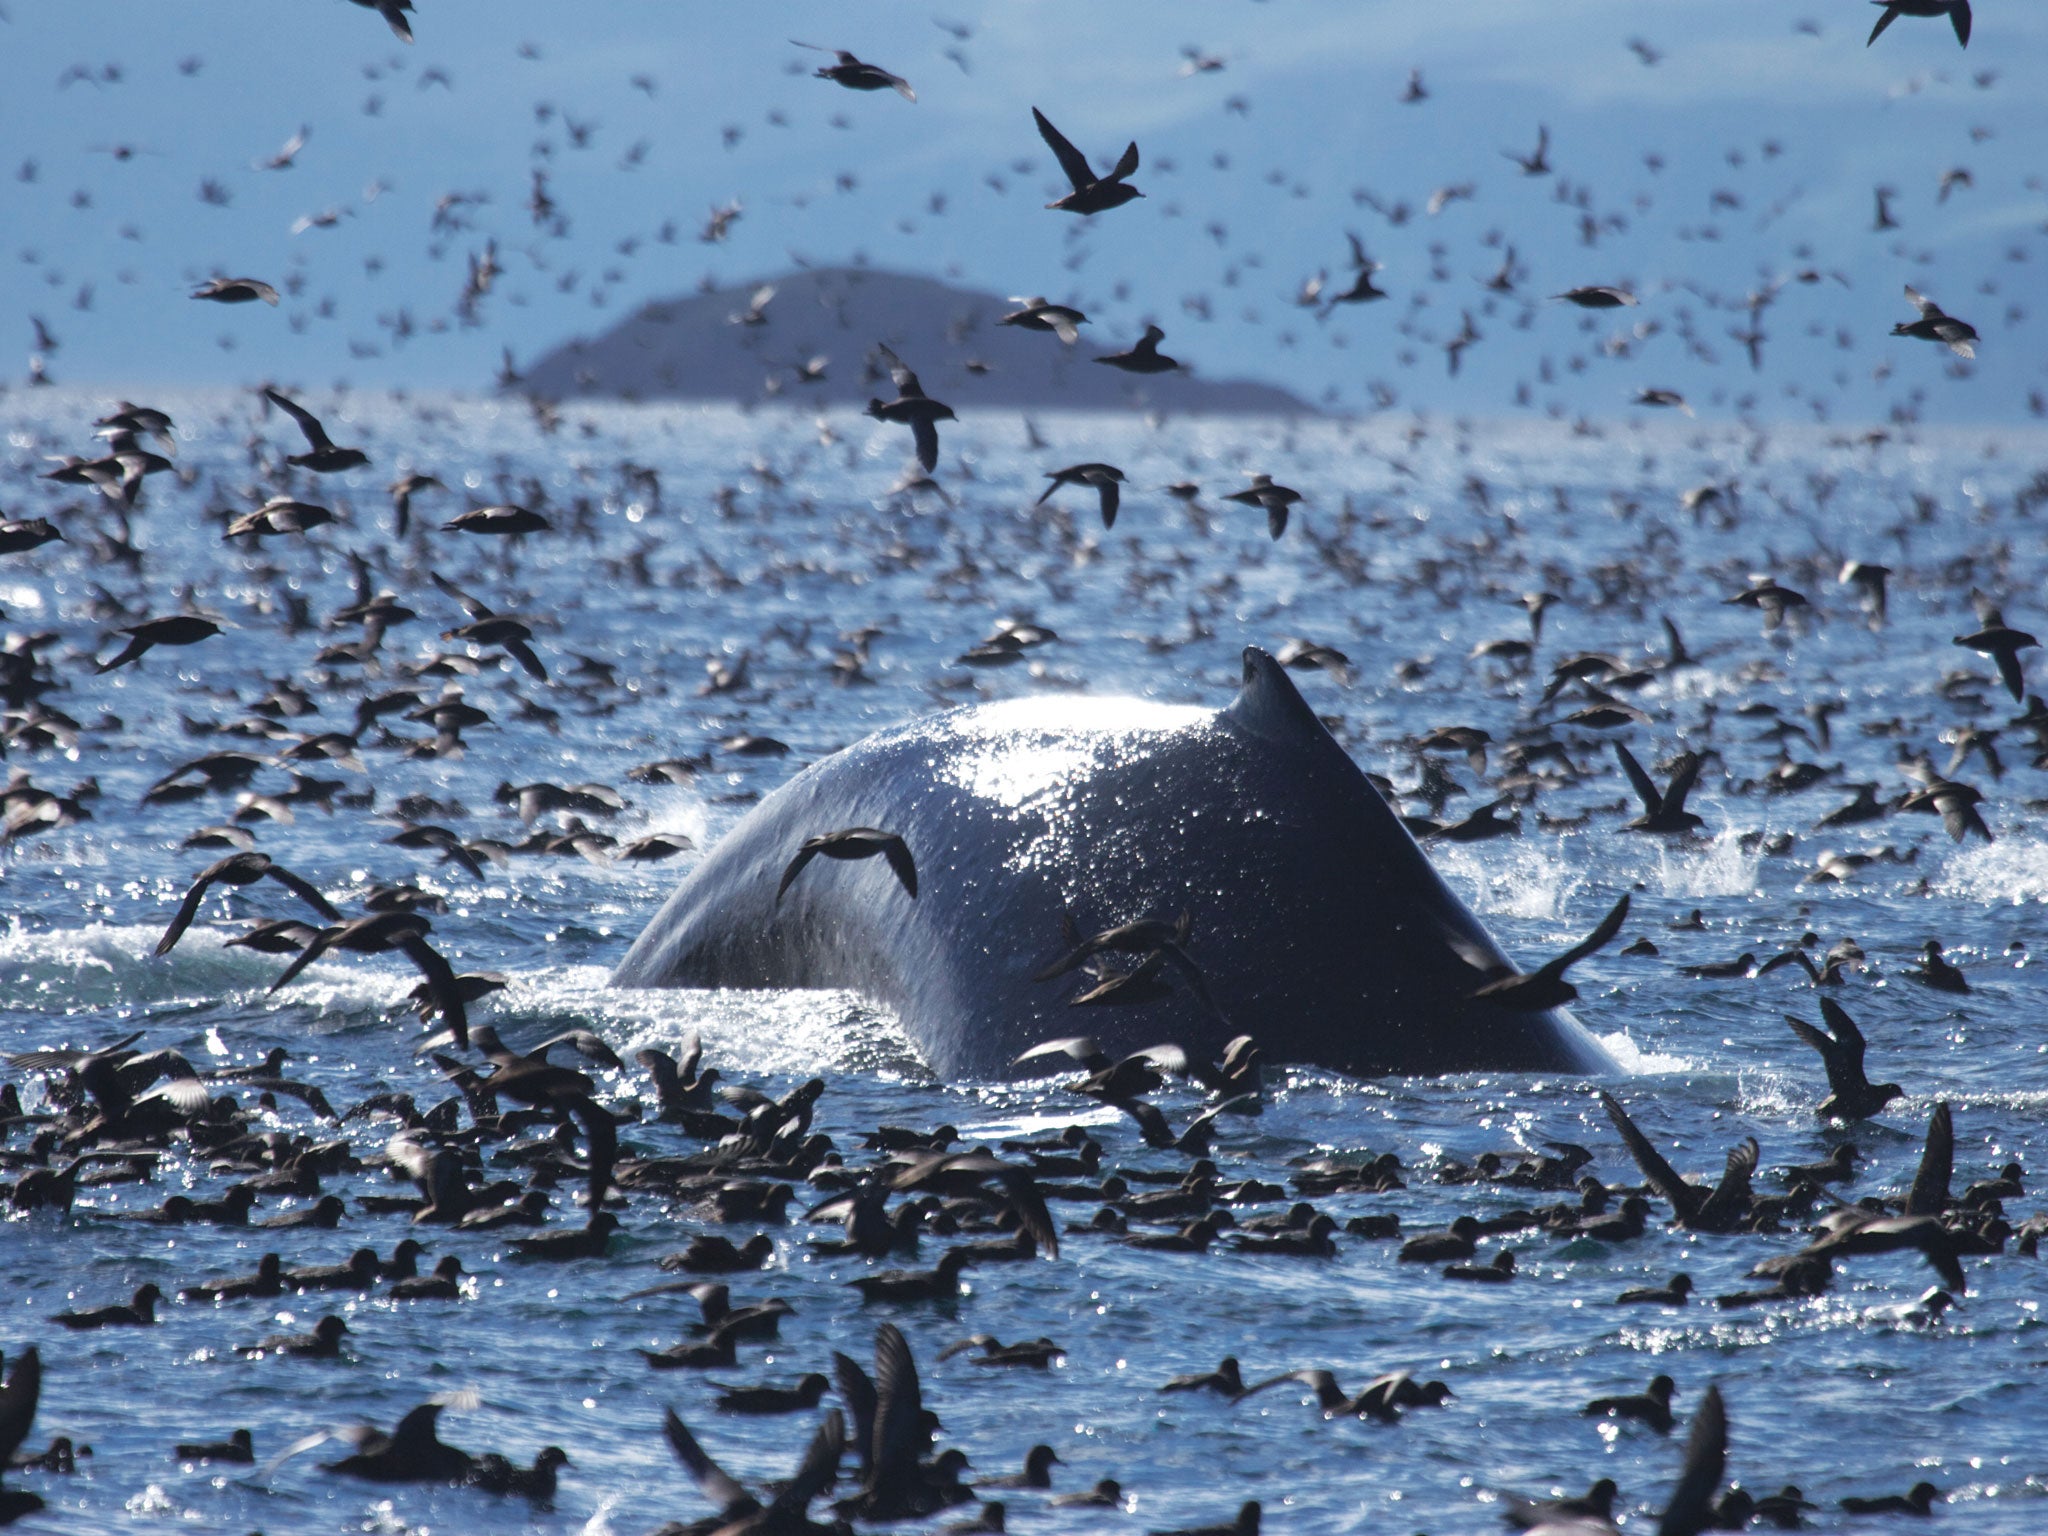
left=1222, top=646, right=1332, bottom=746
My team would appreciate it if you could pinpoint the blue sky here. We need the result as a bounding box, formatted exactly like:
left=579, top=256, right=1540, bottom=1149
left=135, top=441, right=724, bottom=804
left=2, top=0, right=2043, bottom=421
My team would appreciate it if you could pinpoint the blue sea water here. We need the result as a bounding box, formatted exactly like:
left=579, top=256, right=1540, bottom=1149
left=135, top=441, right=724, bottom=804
left=2, top=389, right=2046, bottom=1533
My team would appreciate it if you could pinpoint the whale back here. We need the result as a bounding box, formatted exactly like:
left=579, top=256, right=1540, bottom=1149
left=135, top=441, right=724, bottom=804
left=613, top=647, right=1616, bottom=1079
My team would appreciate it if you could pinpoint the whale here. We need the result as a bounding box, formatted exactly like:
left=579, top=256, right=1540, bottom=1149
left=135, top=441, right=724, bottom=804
left=612, top=647, right=1620, bottom=1081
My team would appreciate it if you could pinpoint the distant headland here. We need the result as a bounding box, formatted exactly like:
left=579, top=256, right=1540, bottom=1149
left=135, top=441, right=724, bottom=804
left=515, top=266, right=1319, bottom=415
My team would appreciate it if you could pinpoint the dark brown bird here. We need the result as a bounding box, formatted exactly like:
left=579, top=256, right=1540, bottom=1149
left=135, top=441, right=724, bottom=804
left=388, top=471, right=443, bottom=536
left=262, top=388, right=369, bottom=472
left=1451, top=893, right=1629, bottom=1010
left=267, top=911, right=469, bottom=1046
left=224, top=496, right=332, bottom=539
left=662, top=1403, right=844, bottom=1532
left=1033, top=107, right=1143, bottom=214
left=155, top=852, right=342, bottom=956
left=1953, top=615, right=2034, bottom=699
left=52, top=1283, right=164, bottom=1330
left=1095, top=325, right=1179, bottom=374
left=95, top=614, right=222, bottom=674
left=1616, top=743, right=1706, bottom=833
left=1037, top=463, right=1128, bottom=528
left=349, top=0, right=416, bottom=45
left=431, top=572, right=548, bottom=681
left=1556, top=285, right=1637, bottom=308
left=443, top=504, right=551, bottom=536
left=1582, top=1373, right=1677, bottom=1434
left=1221, top=474, right=1302, bottom=539
left=794, top=42, right=915, bottom=100
left=864, top=346, right=954, bottom=472
left=191, top=276, right=279, bottom=305
left=1785, top=999, right=1902, bottom=1120
left=778, top=828, right=917, bottom=903
left=175, top=1428, right=254, bottom=1463
left=1602, top=1092, right=1758, bottom=1232
left=998, top=297, right=1087, bottom=344
left=0, top=1349, right=44, bottom=1525
left=1868, top=1, right=1970, bottom=48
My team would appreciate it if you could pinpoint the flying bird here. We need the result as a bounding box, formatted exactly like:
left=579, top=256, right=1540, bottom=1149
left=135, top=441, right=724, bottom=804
left=262, top=388, right=369, bottom=472
left=191, top=276, right=279, bottom=306
left=1892, top=285, right=1979, bottom=358
left=864, top=346, right=954, bottom=472
left=777, top=828, right=917, bottom=904
left=1032, top=107, right=1143, bottom=214
left=1867, top=0, right=1970, bottom=48
left=792, top=42, right=915, bottom=100
left=349, top=0, right=416, bottom=45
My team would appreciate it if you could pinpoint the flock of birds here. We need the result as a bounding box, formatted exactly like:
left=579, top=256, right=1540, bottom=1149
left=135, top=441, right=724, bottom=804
left=2, top=2, right=2044, bottom=1533
left=2, top=973, right=2034, bottom=1532
left=12, top=0, right=2029, bottom=424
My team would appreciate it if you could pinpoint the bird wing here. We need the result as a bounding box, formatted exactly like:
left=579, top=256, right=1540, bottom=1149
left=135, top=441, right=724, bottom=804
left=1613, top=742, right=1663, bottom=815
left=134, top=1076, right=211, bottom=1114
left=1241, top=1368, right=1337, bottom=1402
left=776, top=844, right=820, bottom=904
left=429, top=570, right=495, bottom=620
left=1816, top=997, right=1871, bottom=1082
left=1115, top=1097, right=1175, bottom=1149
left=1785, top=1014, right=1854, bottom=1101
left=1656, top=1382, right=1727, bottom=1536
left=1662, top=753, right=1703, bottom=813
left=831, top=1352, right=878, bottom=1481
left=374, top=0, right=413, bottom=43
left=0, top=1346, right=40, bottom=1469
left=1445, top=928, right=1513, bottom=982
left=1952, top=2, right=1971, bottom=46
left=874, top=344, right=922, bottom=396
left=880, top=835, right=918, bottom=898
left=268, top=926, right=339, bottom=991
left=678, top=1028, right=704, bottom=1083
left=505, top=637, right=550, bottom=682
left=1695, top=1138, right=1759, bottom=1230
left=398, top=933, right=469, bottom=1049
left=1029, top=938, right=1097, bottom=981
left=1548, top=893, right=1631, bottom=976
left=1866, top=4, right=1900, bottom=45
left=389, top=1135, right=463, bottom=1209
left=663, top=1409, right=758, bottom=1516
left=764, top=1408, right=845, bottom=1519
left=563, top=1093, right=617, bottom=1210
left=262, top=863, right=344, bottom=921
left=1012, top=1035, right=1104, bottom=1067
left=987, top=1163, right=1060, bottom=1259
left=910, top=417, right=940, bottom=474
left=262, top=388, right=334, bottom=453
left=257, top=1426, right=352, bottom=1481
left=1600, top=1091, right=1701, bottom=1220
left=1903, top=284, right=1938, bottom=319
left=1110, top=140, right=1140, bottom=181
left=1130, top=1042, right=1192, bottom=1078
left=1032, top=107, right=1095, bottom=193
left=871, top=1322, right=926, bottom=1490
left=1906, top=1100, right=1953, bottom=1216
left=538, top=1028, right=624, bottom=1069
left=1352, top=1370, right=1413, bottom=1418
left=154, top=867, right=224, bottom=956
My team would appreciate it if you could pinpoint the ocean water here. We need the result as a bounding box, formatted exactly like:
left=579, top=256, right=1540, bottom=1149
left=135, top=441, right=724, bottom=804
left=3, top=388, right=2046, bottom=1533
